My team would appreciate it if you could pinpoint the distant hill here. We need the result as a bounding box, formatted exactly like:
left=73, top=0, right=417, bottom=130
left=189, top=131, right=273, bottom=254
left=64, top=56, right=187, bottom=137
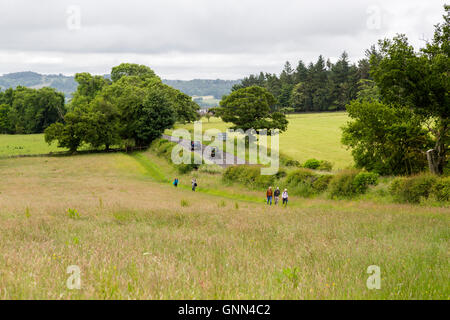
left=162, top=79, right=241, bottom=99
left=0, top=72, right=78, bottom=98
left=0, top=72, right=240, bottom=100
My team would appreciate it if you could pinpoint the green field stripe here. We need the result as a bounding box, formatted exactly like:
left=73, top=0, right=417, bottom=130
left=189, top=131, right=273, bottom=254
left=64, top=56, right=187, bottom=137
left=130, top=151, right=266, bottom=204
left=130, top=152, right=169, bottom=183
left=133, top=150, right=301, bottom=207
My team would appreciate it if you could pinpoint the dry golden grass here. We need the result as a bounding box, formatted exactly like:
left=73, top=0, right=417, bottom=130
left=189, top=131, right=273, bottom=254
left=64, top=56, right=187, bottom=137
left=0, top=153, right=448, bottom=299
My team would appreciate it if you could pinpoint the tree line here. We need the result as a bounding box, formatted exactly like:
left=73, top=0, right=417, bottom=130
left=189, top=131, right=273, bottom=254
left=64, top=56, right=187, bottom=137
left=343, top=5, right=448, bottom=175
left=0, top=86, right=65, bottom=134
left=232, top=51, right=371, bottom=113
left=44, top=63, right=200, bottom=153
left=228, top=5, right=448, bottom=176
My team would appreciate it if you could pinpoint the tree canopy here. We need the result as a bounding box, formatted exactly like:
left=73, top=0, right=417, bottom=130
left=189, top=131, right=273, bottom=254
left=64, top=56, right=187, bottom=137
left=343, top=5, right=449, bottom=175
left=217, top=86, right=288, bottom=133
left=0, top=86, right=65, bottom=134
left=44, top=63, right=199, bottom=152
left=369, top=5, right=449, bottom=174
left=233, top=52, right=367, bottom=113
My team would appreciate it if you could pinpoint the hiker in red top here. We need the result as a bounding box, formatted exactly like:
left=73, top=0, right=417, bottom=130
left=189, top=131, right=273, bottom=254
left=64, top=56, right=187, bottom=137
left=266, top=187, right=273, bottom=205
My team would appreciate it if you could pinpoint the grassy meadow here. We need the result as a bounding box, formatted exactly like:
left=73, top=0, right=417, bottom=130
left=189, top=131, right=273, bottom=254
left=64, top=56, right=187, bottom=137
left=0, top=113, right=448, bottom=300
left=0, top=134, right=66, bottom=157
left=0, top=150, right=448, bottom=299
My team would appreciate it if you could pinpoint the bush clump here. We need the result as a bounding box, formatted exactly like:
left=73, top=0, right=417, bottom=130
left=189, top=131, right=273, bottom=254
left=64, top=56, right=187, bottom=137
left=281, top=156, right=301, bottom=167
left=152, top=139, right=177, bottom=158
left=353, top=171, right=379, bottom=193
left=432, top=177, right=450, bottom=202
left=223, top=165, right=275, bottom=189
left=317, top=160, right=333, bottom=171
left=329, top=170, right=378, bottom=198
left=285, top=168, right=332, bottom=196
left=312, top=174, right=333, bottom=192
left=302, top=158, right=333, bottom=171
left=329, top=170, right=360, bottom=198
left=389, top=174, right=438, bottom=203
left=303, top=159, right=321, bottom=170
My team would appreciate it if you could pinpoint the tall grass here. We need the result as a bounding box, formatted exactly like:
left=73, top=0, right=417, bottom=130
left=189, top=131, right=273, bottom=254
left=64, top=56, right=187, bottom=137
left=0, top=153, right=448, bottom=299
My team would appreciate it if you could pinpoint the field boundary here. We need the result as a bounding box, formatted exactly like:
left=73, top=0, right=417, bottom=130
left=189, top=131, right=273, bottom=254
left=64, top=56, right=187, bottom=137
left=0, top=147, right=149, bottom=160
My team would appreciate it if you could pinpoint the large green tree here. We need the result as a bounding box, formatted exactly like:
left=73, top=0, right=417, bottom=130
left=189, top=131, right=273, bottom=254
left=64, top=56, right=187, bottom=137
left=95, top=75, right=176, bottom=148
left=0, top=86, right=65, bottom=134
left=111, top=63, right=158, bottom=82
left=342, top=99, right=431, bottom=175
left=45, top=63, right=198, bottom=152
left=370, top=5, right=449, bottom=174
left=44, top=110, right=89, bottom=153
left=217, top=86, right=288, bottom=133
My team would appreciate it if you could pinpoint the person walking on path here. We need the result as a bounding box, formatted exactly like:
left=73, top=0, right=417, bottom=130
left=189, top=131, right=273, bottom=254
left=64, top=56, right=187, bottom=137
left=282, top=189, right=289, bottom=207
left=191, top=178, right=197, bottom=191
left=266, top=187, right=273, bottom=205
left=173, top=177, right=179, bottom=187
left=274, top=187, right=281, bottom=205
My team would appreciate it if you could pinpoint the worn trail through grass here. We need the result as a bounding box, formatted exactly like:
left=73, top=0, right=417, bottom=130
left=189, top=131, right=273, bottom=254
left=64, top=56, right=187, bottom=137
left=131, top=152, right=265, bottom=204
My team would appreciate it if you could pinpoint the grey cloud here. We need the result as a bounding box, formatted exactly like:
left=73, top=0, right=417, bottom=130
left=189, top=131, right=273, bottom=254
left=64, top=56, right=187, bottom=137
left=0, top=0, right=445, bottom=78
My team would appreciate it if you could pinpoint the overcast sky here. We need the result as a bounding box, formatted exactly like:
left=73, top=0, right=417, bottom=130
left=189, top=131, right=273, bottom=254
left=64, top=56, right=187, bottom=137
left=0, top=0, right=445, bottom=79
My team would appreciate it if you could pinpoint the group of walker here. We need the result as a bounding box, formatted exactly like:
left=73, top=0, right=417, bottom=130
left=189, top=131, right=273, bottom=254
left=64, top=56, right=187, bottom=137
left=172, top=177, right=198, bottom=192
left=173, top=178, right=289, bottom=206
left=266, top=187, right=289, bottom=207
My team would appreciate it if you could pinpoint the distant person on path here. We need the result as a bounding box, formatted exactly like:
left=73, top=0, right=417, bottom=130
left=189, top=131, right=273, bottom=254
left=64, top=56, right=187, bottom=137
left=266, top=187, right=273, bottom=205
left=274, top=187, right=280, bottom=205
left=282, top=189, right=289, bottom=207
left=191, top=178, right=197, bottom=191
left=173, top=177, right=179, bottom=187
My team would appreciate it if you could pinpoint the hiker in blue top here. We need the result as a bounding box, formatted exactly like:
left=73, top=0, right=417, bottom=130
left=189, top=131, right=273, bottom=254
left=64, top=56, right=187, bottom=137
left=173, top=178, right=179, bottom=187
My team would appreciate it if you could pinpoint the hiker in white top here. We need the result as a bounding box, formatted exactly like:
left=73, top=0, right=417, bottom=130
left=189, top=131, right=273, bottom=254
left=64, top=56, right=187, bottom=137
left=282, top=189, right=288, bottom=207
left=191, top=178, right=197, bottom=191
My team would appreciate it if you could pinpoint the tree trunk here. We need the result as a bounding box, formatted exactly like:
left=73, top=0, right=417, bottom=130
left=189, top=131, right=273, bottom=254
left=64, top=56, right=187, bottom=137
left=428, top=119, right=448, bottom=175
left=427, top=149, right=439, bottom=175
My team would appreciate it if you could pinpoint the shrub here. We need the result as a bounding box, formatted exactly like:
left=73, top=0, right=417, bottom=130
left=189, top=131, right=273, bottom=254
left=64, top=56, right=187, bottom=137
left=303, top=159, right=321, bottom=170
left=312, top=174, right=333, bottom=192
left=317, top=160, right=333, bottom=171
left=275, top=168, right=287, bottom=179
left=152, top=138, right=177, bottom=157
left=433, top=178, right=450, bottom=202
left=328, top=170, right=379, bottom=198
left=285, top=168, right=331, bottom=196
left=223, top=165, right=275, bottom=189
left=176, top=163, right=199, bottom=174
left=432, top=177, right=450, bottom=202
left=353, top=172, right=379, bottom=194
left=328, top=170, right=360, bottom=198
left=281, top=156, right=301, bottom=167
left=389, top=174, right=437, bottom=203
left=286, top=168, right=317, bottom=185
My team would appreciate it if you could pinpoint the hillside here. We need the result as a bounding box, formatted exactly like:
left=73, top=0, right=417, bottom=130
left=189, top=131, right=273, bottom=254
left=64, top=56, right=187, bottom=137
left=162, top=79, right=240, bottom=99
left=0, top=72, right=240, bottom=100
